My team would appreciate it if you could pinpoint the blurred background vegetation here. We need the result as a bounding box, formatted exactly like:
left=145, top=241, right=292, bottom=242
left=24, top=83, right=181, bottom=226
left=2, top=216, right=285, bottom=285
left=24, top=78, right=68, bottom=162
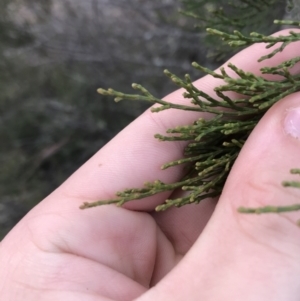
left=0, top=0, right=290, bottom=239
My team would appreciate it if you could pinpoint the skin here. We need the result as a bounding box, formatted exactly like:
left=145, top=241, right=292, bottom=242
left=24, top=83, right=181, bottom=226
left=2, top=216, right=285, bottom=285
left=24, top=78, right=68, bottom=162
left=1, top=29, right=300, bottom=301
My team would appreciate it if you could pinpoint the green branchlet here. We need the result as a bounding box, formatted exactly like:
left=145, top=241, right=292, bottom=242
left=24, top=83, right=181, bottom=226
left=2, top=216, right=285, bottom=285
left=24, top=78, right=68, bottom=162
left=238, top=169, right=300, bottom=218
left=81, top=0, right=300, bottom=214
left=81, top=4, right=300, bottom=217
left=181, top=0, right=288, bottom=60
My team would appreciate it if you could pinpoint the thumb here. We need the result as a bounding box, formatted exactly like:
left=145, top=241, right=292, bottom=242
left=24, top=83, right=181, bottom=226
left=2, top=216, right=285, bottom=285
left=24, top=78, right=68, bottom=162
left=203, top=91, right=300, bottom=299
left=222, top=91, right=300, bottom=232
left=135, top=92, right=300, bottom=301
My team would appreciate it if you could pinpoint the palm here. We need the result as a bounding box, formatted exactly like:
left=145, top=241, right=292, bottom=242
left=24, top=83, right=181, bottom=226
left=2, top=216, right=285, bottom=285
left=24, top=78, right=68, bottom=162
left=0, top=187, right=215, bottom=300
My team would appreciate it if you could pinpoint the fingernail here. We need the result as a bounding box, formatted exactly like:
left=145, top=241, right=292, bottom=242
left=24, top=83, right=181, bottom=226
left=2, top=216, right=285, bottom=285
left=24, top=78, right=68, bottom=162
left=284, top=108, right=300, bottom=139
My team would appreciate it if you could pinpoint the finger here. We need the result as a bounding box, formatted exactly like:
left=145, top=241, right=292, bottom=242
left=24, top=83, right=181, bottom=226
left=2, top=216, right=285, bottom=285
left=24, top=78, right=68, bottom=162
left=57, top=28, right=300, bottom=211
left=136, top=91, right=300, bottom=301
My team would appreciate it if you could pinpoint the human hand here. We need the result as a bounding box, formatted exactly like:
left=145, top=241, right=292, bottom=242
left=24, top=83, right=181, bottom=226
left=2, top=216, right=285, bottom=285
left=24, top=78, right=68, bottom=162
left=1, top=29, right=300, bottom=301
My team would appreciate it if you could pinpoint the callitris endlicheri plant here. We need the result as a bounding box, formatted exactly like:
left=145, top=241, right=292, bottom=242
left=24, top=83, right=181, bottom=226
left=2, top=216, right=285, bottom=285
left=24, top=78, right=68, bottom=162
left=80, top=0, right=300, bottom=220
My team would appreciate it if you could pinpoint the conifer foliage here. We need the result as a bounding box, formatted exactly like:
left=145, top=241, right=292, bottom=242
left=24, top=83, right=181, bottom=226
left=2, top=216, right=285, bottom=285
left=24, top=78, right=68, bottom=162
left=81, top=0, right=300, bottom=217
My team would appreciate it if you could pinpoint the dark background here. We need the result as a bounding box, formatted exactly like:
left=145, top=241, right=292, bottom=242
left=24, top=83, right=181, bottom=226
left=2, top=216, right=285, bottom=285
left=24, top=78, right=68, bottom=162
left=0, top=0, right=289, bottom=239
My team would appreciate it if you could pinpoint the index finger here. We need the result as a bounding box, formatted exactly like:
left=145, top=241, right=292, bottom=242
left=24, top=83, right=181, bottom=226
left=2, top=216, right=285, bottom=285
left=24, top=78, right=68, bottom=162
left=58, top=29, right=300, bottom=211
